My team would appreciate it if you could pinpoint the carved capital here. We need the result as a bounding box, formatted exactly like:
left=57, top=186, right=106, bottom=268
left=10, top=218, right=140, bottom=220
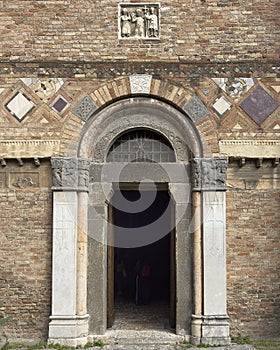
left=192, top=158, right=228, bottom=191
left=51, top=157, right=90, bottom=191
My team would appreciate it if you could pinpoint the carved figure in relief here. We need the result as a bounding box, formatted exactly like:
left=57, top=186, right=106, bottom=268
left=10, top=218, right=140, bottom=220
left=145, top=7, right=158, bottom=37
left=132, top=8, right=145, bottom=38
left=53, top=165, right=63, bottom=187
left=120, top=8, right=131, bottom=37
left=13, top=177, right=36, bottom=188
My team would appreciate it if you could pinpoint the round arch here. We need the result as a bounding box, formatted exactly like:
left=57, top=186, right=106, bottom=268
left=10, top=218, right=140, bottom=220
left=78, top=97, right=203, bottom=161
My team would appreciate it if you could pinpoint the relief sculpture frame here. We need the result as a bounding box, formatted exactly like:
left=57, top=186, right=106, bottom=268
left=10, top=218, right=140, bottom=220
left=118, top=3, right=160, bottom=40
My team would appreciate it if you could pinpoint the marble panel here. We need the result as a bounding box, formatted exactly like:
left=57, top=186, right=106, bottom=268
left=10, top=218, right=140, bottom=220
left=212, top=95, right=232, bottom=117
left=6, top=92, right=35, bottom=121
left=240, top=86, right=279, bottom=125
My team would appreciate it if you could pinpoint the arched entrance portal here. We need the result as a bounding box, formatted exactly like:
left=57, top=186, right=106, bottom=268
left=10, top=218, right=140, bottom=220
left=105, top=130, right=177, bottom=331
left=49, top=97, right=230, bottom=346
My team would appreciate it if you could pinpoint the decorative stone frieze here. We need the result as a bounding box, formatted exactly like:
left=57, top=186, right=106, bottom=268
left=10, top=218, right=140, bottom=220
left=51, top=157, right=90, bottom=191
left=0, top=140, right=60, bottom=158
left=219, top=139, right=280, bottom=158
left=1, top=61, right=279, bottom=78
left=192, top=158, right=228, bottom=191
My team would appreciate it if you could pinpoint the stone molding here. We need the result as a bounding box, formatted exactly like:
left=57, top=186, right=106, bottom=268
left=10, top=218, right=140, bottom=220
left=0, top=140, right=60, bottom=158
left=51, top=157, right=90, bottom=192
left=219, top=140, right=280, bottom=158
left=192, top=158, right=228, bottom=191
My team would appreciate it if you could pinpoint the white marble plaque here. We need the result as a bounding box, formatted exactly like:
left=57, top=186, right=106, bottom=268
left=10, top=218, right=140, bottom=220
left=203, top=192, right=227, bottom=316
left=52, top=192, right=77, bottom=316
left=129, top=74, right=152, bottom=94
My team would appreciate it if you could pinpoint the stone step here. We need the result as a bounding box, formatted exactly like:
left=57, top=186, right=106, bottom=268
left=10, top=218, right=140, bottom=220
left=89, top=329, right=185, bottom=346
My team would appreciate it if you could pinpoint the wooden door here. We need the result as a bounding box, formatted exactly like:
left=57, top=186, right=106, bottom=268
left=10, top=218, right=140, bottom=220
left=169, top=197, right=176, bottom=329
left=107, top=202, right=115, bottom=328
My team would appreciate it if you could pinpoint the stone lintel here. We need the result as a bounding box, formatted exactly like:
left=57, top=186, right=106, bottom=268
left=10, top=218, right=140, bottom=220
left=89, top=162, right=190, bottom=184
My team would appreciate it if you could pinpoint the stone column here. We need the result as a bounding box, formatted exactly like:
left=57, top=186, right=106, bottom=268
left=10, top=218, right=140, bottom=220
left=48, top=157, right=90, bottom=347
left=77, top=159, right=90, bottom=316
left=191, top=158, right=230, bottom=345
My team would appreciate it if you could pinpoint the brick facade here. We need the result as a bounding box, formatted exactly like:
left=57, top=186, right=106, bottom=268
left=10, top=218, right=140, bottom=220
left=0, top=0, right=279, bottom=344
left=227, top=160, right=280, bottom=338
left=0, top=0, right=279, bottom=61
left=0, top=160, right=52, bottom=342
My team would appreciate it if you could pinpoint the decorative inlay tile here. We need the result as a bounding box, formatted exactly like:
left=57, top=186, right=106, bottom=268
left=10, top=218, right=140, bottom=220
left=6, top=92, right=35, bottom=121
left=72, top=95, right=98, bottom=122
left=232, top=123, right=243, bottom=130
left=20, top=78, right=67, bottom=100
left=211, top=78, right=259, bottom=101
left=129, top=74, right=152, bottom=94
left=271, top=85, right=280, bottom=93
left=212, top=96, right=232, bottom=117
left=239, top=86, right=279, bottom=126
left=51, top=96, right=69, bottom=114
left=183, top=96, right=210, bottom=122
left=119, top=3, right=160, bottom=39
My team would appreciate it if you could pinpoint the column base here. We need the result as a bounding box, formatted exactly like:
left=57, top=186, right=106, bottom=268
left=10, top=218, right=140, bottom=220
left=48, top=314, right=89, bottom=347
left=191, top=315, right=230, bottom=346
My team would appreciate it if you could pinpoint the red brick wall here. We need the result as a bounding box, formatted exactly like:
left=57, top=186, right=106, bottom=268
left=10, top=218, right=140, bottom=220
left=0, top=161, right=52, bottom=342
left=227, top=188, right=280, bottom=338
left=0, top=0, right=278, bottom=62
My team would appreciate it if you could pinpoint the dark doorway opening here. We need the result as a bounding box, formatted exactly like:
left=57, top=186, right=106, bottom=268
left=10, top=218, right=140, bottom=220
left=107, top=187, right=176, bottom=331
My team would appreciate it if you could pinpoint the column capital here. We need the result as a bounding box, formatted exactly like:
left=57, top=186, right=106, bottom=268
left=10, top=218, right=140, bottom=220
left=191, top=158, right=228, bottom=191
left=51, top=157, right=90, bottom=192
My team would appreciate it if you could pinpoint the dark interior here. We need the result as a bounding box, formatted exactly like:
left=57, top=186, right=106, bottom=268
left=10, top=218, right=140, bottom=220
left=113, top=189, right=171, bottom=304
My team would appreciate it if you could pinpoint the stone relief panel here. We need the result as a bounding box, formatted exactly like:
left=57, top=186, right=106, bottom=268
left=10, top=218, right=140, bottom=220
left=192, top=158, right=228, bottom=191
left=72, top=95, right=98, bottom=122
left=51, top=157, right=90, bottom=191
left=11, top=173, right=39, bottom=188
left=52, top=157, right=78, bottom=189
left=129, top=75, right=152, bottom=94
left=183, top=95, right=210, bottom=123
left=119, top=3, right=160, bottom=39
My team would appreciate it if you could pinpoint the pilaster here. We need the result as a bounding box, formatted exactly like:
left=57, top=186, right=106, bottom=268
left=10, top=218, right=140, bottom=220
left=191, top=158, right=230, bottom=345
left=49, top=157, right=90, bottom=346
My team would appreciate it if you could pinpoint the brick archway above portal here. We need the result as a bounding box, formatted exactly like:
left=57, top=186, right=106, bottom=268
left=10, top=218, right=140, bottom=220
left=59, top=77, right=219, bottom=158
